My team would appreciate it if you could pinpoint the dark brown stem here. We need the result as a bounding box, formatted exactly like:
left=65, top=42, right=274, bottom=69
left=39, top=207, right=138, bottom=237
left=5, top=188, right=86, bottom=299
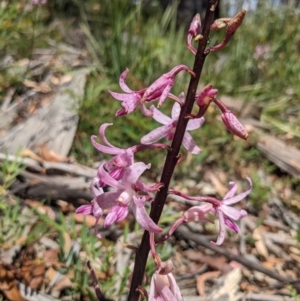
left=127, top=2, right=218, bottom=300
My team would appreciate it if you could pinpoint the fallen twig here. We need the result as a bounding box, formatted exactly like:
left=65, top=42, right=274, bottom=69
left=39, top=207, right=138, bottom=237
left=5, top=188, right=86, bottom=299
left=176, top=225, right=300, bottom=293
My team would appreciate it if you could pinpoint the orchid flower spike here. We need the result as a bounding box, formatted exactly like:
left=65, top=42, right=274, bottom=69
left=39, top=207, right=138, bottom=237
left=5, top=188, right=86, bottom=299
left=141, top=93, right=204, bottom=154
left=149, top=260, right=183, bottom=301
left=187, top=13, right=202, bottom=55
left=95, top=162, right=163, bottom=233
left=109, top=65, right=194, bottom=116
left=208, top=9, right=246, bottom=53
left=213, top=98, right=248, bottom=140
left=169, top=177, right=252, bottom=245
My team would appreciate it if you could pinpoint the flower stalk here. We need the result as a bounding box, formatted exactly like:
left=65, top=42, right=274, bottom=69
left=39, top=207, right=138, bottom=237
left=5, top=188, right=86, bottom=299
left=127, top=1, right=220, bottom=300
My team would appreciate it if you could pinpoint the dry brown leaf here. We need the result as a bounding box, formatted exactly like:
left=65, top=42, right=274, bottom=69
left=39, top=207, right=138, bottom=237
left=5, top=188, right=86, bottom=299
left=51, top=275, right=73, bottom=293
left=183, top=250, right=232, bottom=274
left=196, top=271, right=221, bottom=296
left=19, top=149, right=43, bottom=162
left=73, top=212, right=103, bottom=227
left=45, top=267, right=58, bottom=286
left=253, top=227, right=269, bottom=258
left=25, top=200, right=56, bottom=220
left=23, top=79, right=51, bottom=93
left=51, top=76, right=60, bottom=85
left=290, top=253, right=300, bottom=264
left=0, top=265, right=25, bottom=301
left=60, top=74, right=72, bottom=85
left=39, top=143, right=69, bottom=162
left=240, top=281, right=260, bottom=293
left=206, top=171, right=228, bottom=196
left=62, top=232, right=72, bottom=256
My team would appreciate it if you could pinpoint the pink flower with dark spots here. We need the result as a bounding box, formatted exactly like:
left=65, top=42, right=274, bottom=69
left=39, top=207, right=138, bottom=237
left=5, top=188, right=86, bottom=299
left=141, top=93, right=204, bottom=154
left=168, top=177, right=252, bottom=245
left=95, top=162, right=163, bottom=233
left=109, top=65, right=194, bottom=116
left=149, top=261, right=183, bottom=301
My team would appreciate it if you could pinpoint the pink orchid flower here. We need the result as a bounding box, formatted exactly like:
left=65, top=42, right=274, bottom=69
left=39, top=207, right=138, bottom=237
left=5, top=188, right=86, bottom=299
left=91, top=123, right=169, bottom=188
left=95, top=162, right=162, bottom=233
left=149, top=261, right=183, bottom=301
left=91, top=123, right=135, bottom=186
left=140, top=93, right=204, bottom=154
left=109, top=65, right=194, bottom=116
left=169, top=177, right=252, bottom=245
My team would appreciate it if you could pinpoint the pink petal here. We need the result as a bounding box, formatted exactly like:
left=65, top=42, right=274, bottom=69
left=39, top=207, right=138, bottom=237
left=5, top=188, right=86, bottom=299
left=140, top=103, right=153, bottom=116
left=183, top=204, right=214, bottom=222
left=221, top=205, right=247, bottom=220
left=98, top=123, right=122, bottom=150
left=104, top=205, right=129, bottom=227
left=76, top=204, right=93, bottom=215
left=132, top=197, right=162, bottom=233
left=90, top=178, right=104, bottom=196
left=171, top=102, right=181, bottom=120
left=167, top=273, right=183, bottom=301
left=224, top=216, right=239, bottom=233
left=135, top=180, right=163, bottom=193
left=116, top=107, right=128, bottom=117
left=151, top=106, right=172, bottom=125
left=122, top=162, right=151, bottom=186
left=98, top=164, right=125, bottom=190
left=91, top=135, right=123, bottom=155
left=95, top=191, right=120, bottom=209
left=92, top=200, right=104, bottom=219
left=119, top=68, right=133, bottom=93
left=186, top=117, right=205, bottom=130
left=108, top=90, right=133, bottom=101
left=182, top=131, right=201, bottom=154
left=223, top=181, right=237, bottom=199
left=141, top=125, right=171, bottom=144
left=222, top=177, right=252, bottom=205
left=211, top=209, right=226, bottom=245
left=158, top=83, right=173, bottom=107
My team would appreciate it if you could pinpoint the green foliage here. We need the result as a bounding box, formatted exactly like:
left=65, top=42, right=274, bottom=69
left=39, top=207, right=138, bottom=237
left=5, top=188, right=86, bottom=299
left=0, top=1, right=50, bottom=58
left=248, top=170, right=271, bottom=208
left=0, top=154, right=25, bottom=193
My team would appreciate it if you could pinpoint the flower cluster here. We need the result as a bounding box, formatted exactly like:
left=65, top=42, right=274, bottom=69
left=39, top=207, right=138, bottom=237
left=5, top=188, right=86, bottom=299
left=77, top=6, right=250, bottom=300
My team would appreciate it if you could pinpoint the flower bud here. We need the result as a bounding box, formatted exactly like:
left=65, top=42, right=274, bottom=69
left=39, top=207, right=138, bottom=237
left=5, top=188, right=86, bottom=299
left=186, top=14, right=202, bottom=55
left=221, top=111, right=248, bottom=140
left=213, top=98, right=248, bottom=140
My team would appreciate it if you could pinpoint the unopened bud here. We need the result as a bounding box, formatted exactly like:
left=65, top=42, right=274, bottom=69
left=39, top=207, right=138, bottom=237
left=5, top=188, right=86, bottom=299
left=196, top=84, right=218, bottom=107
left=221, top=111, right=248, bottom=140
left=187, top=13, right=202, bottom=55
left=213, top=98, right=248, bottom=140
left=227, top=9, right=246, bottom=37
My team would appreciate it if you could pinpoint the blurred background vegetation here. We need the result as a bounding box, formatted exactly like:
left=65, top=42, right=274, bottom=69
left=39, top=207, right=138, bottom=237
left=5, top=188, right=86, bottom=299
left=1, top=0, right=300, bottom=203
left=1, top=1, right=300, bottom=299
